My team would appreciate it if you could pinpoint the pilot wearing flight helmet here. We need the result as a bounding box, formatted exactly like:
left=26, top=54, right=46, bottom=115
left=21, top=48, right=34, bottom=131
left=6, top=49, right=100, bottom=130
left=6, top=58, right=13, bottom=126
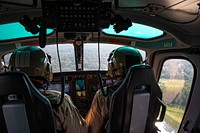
left=85, top=46, right=142, bottom=133
left=8, top=46, right=88, bottom=133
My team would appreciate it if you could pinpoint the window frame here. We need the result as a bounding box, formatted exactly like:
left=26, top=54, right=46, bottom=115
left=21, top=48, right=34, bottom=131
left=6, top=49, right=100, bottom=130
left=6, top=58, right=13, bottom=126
left=151, top=51, right=197, bottom=133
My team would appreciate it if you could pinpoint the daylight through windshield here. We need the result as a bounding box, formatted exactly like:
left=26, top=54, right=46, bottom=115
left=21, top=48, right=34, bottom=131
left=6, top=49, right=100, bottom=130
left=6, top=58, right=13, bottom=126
left=3, top=43, right=146, bottom=72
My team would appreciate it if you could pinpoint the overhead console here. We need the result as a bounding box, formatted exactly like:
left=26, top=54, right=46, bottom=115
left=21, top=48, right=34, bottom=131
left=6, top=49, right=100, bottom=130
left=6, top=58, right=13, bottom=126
left=41, top=0, right=112, bottom=32
left=49, top=71, right=110, bottom=117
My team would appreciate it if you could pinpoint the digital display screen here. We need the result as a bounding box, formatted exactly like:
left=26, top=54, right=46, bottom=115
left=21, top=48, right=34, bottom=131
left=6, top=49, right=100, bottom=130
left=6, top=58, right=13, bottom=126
left=49, top=83, right=70, bottom=95
left=105, top=79, right=113, bottom=85
left=76, top=91, right=86, bottom=97
left=75, top=79, right=85, bottom=91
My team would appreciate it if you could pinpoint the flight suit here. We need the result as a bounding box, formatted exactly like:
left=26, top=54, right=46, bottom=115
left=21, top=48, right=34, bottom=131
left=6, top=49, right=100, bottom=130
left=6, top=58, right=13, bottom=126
left=85, top=81, right=122, bottom=133
left=41, top=89, right=88, bottom=133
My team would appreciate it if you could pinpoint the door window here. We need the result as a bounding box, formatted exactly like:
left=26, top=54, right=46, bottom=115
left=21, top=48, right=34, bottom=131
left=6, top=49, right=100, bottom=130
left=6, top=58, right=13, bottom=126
left=156, top=59, right=194, bottom=133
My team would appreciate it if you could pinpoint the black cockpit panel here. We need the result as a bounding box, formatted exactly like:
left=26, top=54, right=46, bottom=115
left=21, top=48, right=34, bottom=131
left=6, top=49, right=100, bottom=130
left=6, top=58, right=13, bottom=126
left=50, top=71, right=108, bottom=117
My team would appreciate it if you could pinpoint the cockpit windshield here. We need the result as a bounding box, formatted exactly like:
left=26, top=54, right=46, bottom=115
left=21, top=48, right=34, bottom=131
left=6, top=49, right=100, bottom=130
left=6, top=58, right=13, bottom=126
left=42, top=43, right=146, bottom=72
left=3, top=43, right=146, bottom=72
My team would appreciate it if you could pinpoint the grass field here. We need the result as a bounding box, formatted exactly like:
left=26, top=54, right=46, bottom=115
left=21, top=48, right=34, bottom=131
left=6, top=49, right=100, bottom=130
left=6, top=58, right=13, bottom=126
left=164, top=106, right=184, bottom=130
left=159, top=79, right=186, bottom=130
left=159, top=79, right=185, bottom=103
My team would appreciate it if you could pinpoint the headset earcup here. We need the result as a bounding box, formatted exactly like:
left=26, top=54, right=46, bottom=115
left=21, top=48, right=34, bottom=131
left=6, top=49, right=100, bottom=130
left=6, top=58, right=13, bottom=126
left=108, top=62, right=115, bottom=78
left=45, top=62, right=53, bottom=82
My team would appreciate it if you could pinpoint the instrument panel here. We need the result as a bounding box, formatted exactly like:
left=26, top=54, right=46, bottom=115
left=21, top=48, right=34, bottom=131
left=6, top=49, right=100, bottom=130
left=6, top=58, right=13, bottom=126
left=49, top=70, right=109, bottom=117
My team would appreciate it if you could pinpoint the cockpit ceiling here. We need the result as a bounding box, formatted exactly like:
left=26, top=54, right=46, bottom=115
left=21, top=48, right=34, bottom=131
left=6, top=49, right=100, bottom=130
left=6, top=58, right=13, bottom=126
left=0, top=0, right=37, bottom=6
left=118, top=0, right=196, bottom=8
left=117, top=0, right=200, bottom=23
left=1, top=0, right=200, bottom=43
left=0, top=0, right=199, bottom=25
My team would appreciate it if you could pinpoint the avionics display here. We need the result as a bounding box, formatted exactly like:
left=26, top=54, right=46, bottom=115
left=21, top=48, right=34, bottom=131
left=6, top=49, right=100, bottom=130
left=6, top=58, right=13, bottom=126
left=105, top=79, right=113, bottom=85
left=75, top=79, right=85, bottom=90
left=76, top=91, right=86, bottom=97
left=75, top=79, right=86, bottom=98
left=49, top=83, right=70, bottom=95
left=51, top=71, right=107, bottom=117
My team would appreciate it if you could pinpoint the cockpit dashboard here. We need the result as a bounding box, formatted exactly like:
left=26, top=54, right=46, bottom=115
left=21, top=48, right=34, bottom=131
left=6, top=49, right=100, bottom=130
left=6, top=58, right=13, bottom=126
left=49, top=70, right=110, bottom=117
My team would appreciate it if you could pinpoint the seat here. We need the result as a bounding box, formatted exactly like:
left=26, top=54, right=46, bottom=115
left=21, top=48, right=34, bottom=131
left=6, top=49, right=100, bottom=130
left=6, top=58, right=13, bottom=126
left=108, top=64, right=166, bottom=133
left=0, top=71, right=57, bottom=133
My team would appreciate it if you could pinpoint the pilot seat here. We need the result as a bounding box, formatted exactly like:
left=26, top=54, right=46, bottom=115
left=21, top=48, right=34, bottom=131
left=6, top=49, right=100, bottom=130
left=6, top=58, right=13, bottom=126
left=0, top=71, right=57, bottom=133
left=108, top=64, right=166, bottom=133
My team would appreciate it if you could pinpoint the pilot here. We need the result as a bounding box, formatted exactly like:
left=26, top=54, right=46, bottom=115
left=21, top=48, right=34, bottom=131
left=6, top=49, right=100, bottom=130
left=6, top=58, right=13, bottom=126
left=85, top=46, right=142, bottom=133
left=8, top=46, right=88, bottom=133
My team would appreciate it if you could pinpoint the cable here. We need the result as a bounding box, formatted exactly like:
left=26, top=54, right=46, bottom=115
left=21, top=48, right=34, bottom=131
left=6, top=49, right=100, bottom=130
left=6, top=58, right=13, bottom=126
left=56, top=30, right=62, bottom=74
left=98, top=30, right=101, bottom=70
left=158, top=9, right=200, bottom=24
left=54, top=30, right=65, bottom=107
left=97, top=29, right=107, bottom=96
left=117, top=3, right=200, bottom=24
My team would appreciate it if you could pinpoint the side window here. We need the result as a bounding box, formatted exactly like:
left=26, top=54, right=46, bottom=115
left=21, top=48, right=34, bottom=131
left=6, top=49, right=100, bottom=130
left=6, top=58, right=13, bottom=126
left=156, top=59, right=194, bottom=132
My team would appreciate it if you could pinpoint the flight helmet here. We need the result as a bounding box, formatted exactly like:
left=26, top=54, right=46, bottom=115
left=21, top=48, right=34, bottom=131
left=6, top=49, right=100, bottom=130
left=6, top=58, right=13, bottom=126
left=9, top=46, right=53, bottom=83
left=108, top=46, right=142, bottom=79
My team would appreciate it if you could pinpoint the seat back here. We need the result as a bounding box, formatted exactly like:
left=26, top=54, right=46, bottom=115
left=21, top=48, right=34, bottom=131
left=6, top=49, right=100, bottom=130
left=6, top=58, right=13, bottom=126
left=0, top=71, right=57, bottom=133
left=108, top=64, right=166, bottom=133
